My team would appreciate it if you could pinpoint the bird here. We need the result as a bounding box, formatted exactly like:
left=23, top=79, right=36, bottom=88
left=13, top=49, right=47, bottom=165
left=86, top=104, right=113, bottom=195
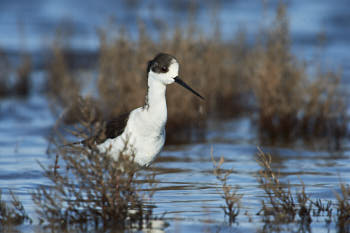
left=78, top=53, right=204, bottom=167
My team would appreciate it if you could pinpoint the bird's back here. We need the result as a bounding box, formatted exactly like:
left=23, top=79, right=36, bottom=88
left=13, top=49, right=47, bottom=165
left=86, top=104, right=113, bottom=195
left=81, top=111, right=130, bottom=147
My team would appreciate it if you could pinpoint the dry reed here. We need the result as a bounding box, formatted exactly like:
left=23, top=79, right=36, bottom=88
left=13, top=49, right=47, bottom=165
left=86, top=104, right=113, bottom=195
left=0, top=49, right=32, bottom=98
left=0, top=190, right=32, bottom=232
left=249, top=3, right=347, bottom=146
left=256, top=149, right=298, bottom=225
left=0, top=49, right=11, bottom=97
left=335, top=183, right=350, bottom=232
left=255, top=148, right=350, bottom=232
left=212, top=151, right=242, bottom=224
left=46, top=35, right=82, bottom=110
left=44, top=3, right=348, bottom=146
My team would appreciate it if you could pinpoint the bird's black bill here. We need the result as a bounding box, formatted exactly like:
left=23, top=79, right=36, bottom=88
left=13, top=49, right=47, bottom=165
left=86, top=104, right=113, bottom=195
left=174, top=77, right=204, bottom=100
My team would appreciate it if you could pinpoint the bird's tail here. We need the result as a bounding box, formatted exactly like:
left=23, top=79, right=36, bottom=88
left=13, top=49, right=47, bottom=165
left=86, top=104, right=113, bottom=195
left=59, top=141, right=82, bottom=148
left=60, top=137, right=96, bottom=149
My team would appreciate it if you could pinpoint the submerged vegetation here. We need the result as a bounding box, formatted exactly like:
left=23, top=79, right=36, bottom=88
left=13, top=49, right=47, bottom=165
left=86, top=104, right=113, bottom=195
left=249, top=5, right=347, bottom=146
left=335, top=183, right=350, bottom=232
left=256, top=149, right=314, bottom=231
left=256, top=149, right=350, bottom=232
left=0, top=50, right=31, bottom=98
left=212, top=152, right=242, bottom=224
left=0, top=190, right=31, bottom=232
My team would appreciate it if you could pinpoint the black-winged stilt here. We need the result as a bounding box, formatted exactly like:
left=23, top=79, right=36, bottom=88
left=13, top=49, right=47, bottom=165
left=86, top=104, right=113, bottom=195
left=78, top=53, right=204, bottom=166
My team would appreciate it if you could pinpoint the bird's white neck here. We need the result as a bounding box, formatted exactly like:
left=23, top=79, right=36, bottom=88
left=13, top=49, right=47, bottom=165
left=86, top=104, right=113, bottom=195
left=144, top=76, right=167, bottom=125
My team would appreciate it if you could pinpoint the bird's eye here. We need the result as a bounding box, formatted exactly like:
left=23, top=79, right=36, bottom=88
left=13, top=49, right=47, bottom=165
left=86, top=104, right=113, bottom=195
left=161, top=66, right=167, bottom=72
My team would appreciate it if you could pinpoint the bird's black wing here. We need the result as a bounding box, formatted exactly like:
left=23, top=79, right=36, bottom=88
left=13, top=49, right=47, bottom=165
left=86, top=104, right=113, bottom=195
left=81, top=112, right=130, bottom=146
left=103, top=112, right=130, bottom=142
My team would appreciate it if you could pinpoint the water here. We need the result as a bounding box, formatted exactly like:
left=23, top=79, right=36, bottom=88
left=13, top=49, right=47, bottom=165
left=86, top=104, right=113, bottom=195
left=1, top=0, right=350, bottom=232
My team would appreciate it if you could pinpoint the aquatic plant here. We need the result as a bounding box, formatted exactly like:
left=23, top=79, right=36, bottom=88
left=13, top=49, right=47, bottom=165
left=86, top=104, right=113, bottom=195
left=46, top=30, right=82, bottom=111
left=33, top=100, right=160, bottom=232
left=335, top=183, right=350, bottom=232
left=0, top=49, right=31, bottom=98
left=212, top=151, right=242, bottom=224
left=255, top=148, right=350, bottom=232
left=0, top=49, right=11, bottom=97
left=0, top=190, right=32, bottom=231
left=256, top=148, right=318, bottom=233
left=256, top=149, right=298, bottom=225
left=14, top=54, right=32, bottom=97
left=249, top=3, right=347, bottom=146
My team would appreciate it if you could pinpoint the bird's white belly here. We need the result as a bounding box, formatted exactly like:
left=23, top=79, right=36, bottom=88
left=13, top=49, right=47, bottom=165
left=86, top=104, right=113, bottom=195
left=131, top=128, right=165, bottom=165
left=97, top=123, right=165, bottom=167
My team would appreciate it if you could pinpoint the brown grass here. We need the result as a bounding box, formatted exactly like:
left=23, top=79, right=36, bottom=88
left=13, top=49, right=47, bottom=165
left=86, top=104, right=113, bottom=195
left=14, top=54, right=31, bottom=97
left=335, top=183, right=350, bottom=232
left=255, top=148, right=350, bottom=232
left=0, top=49, right=11, bottom=97
left=0, top=49, right=32, bottom=98
left=256, top=149, right=298, bottom=225
left=44, top=3, right=348, bottom=145
left=212, top=151, right=242, bottom=224
left=0, top=190, right=32, bottom=231
left=33, top=101, right=159, bottom=232
left=249, top=3, right=347, bottom=146
left=46, top=37, right=82, bottom=110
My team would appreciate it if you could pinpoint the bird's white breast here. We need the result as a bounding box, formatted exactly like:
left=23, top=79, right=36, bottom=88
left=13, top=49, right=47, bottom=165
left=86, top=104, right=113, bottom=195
left=97, top=107, right=166, bottom=166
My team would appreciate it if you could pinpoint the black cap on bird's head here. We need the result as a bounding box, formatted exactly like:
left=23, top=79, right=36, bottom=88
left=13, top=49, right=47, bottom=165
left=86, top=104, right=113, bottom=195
left=147, top=53, right=175, bottom=74
left=147, top=53, right=204, bottom=100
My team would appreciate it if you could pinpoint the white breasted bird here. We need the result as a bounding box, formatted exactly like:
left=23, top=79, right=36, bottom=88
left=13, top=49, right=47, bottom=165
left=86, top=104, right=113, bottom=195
left=80, top=53, right=204, bottom=167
